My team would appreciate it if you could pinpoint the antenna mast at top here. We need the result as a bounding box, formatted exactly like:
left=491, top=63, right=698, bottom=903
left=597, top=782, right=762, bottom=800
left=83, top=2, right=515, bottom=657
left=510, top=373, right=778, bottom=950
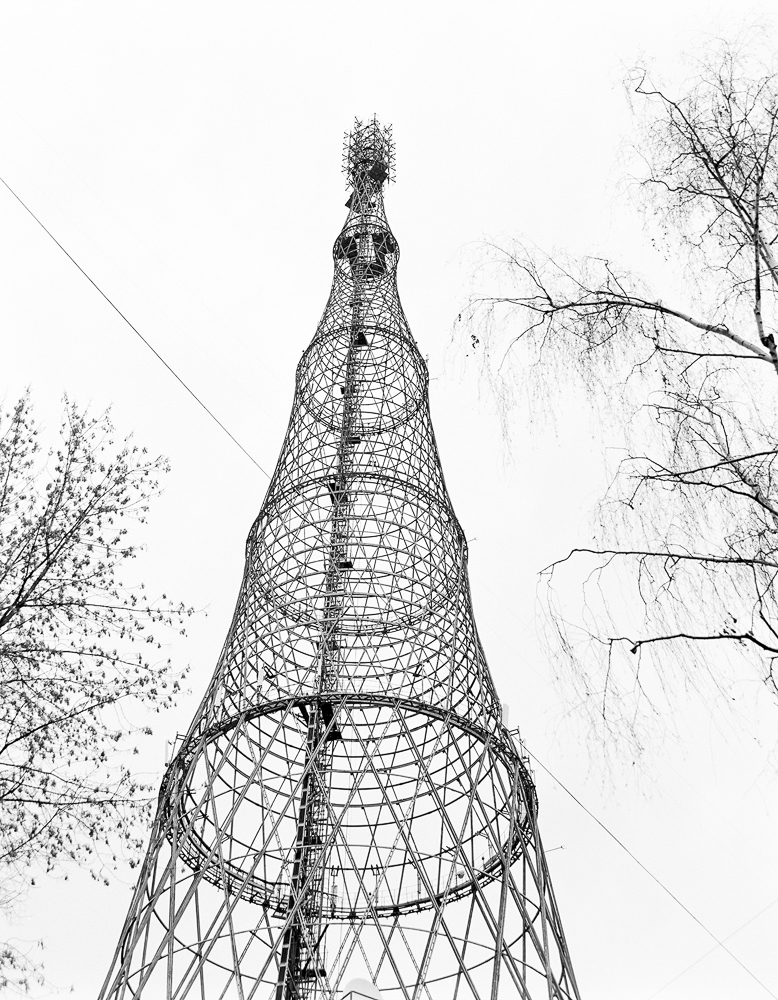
left=343, top=116, right=395, bottom=187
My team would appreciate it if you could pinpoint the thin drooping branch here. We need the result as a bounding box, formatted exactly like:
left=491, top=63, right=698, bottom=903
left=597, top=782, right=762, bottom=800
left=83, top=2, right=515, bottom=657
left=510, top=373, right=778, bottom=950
left=622, top=630, right=778, bottom=657
left=544, top=546, right=778, bottom=573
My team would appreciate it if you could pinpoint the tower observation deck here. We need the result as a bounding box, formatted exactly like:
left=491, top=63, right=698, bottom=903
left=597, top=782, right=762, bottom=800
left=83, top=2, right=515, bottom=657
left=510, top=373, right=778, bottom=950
left=98, top=118, right=582, bottom=1000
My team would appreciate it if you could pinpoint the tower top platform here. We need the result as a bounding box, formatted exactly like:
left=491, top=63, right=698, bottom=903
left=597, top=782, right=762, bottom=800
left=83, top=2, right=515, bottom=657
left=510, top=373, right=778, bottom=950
left=343, top=116, right=395, bottom=188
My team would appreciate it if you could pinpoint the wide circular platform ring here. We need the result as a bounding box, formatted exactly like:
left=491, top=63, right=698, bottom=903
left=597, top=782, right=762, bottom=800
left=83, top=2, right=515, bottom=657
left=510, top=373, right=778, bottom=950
left=163, top=696, right=532, bottom=915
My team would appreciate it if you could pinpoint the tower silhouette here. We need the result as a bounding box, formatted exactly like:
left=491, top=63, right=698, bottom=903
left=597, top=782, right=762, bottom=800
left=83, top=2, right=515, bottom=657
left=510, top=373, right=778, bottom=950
left=99, top=119, right=581, bottom=1000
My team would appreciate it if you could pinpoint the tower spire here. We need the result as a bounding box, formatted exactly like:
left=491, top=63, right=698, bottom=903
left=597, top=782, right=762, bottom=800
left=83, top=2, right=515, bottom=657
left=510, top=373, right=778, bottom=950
left=98, top=120, right=582, bottom=1000
left=343, top=117, right=395, bottom=198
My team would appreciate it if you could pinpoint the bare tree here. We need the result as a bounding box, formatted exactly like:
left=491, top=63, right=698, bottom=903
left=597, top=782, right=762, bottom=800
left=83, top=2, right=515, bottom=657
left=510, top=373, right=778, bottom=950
left=0, top=394, right=189, bottom=991
left=464, top=38, right=778, bottom=752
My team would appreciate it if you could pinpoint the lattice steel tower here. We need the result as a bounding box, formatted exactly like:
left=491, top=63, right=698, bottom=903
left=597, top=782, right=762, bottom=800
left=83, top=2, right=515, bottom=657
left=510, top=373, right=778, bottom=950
left=99, top=119, right=581, bottom=1000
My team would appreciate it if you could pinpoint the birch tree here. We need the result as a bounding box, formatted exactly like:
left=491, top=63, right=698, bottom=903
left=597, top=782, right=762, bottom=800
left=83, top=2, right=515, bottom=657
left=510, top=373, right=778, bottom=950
left=465, top=39, right=778, bottom=751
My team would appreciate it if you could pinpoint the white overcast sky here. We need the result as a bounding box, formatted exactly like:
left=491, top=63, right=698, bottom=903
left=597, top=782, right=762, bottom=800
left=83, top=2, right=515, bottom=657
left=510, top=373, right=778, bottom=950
left=1, top=3, right=777, bottom=999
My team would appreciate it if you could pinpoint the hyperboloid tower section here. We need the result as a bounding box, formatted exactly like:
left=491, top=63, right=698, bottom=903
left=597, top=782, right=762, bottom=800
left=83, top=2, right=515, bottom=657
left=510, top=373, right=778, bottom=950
left=99, top=119, right=581, bottom=1000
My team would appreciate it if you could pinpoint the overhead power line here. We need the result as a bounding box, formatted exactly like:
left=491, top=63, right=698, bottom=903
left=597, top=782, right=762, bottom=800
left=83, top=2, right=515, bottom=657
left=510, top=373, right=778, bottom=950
left=646, top=896, right=778, bottom=998
left=0, top=173, right=271, bottom=480
left=526, top=749, right=778, bottom=999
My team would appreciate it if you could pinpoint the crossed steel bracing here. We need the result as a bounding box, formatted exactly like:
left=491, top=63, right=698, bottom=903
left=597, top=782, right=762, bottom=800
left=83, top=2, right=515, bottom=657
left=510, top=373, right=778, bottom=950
left=99, top=118, right=582, bottom=1000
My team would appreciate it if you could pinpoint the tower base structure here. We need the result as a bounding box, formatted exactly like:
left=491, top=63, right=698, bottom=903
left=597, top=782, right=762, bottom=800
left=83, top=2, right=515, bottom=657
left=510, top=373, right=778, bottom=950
left=101, top=698, right=579, bottom=999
